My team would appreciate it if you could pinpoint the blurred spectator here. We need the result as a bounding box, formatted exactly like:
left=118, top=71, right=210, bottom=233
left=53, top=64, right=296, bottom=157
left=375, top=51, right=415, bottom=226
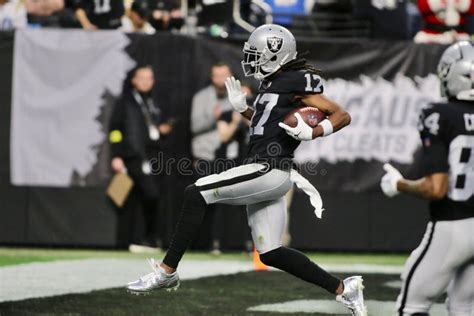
left=415, top=0, right=474, bottom=43
left=26, top=0, right=65, bottom=27
left=109, top=65, right=173, bottom=253
left=74, top=0, right=124, bottom=30
left=214, top=81, right=253, bottom=167
left=240, top=0, right=268, bottom=27
left=0, top=0, right=27, bottom=30
left=191, top=62, right=233, bottom=164
left=56, top=0, right=81, bottom=28
left=121, top=0, right=155, bottom=34
left=148, top=0, right=183, bottom=31
left=313, top=0, right=353, bottom=13
left=26, top=0, right=64, bottom=14
left=212, top=81, right=254, bottom=255
left=190, top=62, right=233, bottom=254
left=264, top=0, right=306, bottom=26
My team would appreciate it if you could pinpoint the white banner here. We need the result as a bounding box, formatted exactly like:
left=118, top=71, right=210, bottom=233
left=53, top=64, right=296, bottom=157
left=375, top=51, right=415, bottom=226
left=10, top=29, right=134, bottom=186
left=295, top=74, right=442, bottom=164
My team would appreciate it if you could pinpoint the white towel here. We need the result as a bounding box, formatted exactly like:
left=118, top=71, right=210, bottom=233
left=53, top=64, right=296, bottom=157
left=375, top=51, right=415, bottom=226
left=290, top=169, right=325, bottom=219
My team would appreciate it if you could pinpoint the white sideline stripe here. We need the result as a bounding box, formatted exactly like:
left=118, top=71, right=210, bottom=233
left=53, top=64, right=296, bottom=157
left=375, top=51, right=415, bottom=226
left=0, top=259, right=404, bottom=303
left=321, top=263, right=404, bottom=275
left=247, top=299, right=447, bottom=315
left=0, top=259, right=253, bottom=303
left=384, top=280, right=403, bottom=289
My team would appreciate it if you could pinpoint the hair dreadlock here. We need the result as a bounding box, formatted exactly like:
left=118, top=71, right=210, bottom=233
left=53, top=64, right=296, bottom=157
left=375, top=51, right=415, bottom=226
left=280, top=52, right=321, bottom=75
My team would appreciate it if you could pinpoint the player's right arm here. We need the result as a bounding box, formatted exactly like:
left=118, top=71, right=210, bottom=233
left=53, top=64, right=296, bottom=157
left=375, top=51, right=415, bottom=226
left=279, top=72, right=350, bottom=141
left=381, top=105, right=450, bottom=200
left=299, top=94, right=351, bottom=138
left=396, top=173, right=448, bottom=200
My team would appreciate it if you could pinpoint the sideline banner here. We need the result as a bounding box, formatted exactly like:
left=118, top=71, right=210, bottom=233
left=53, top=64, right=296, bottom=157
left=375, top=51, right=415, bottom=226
left=10, top=29, right=134, bottom=187
left=9, top=31, right=446, bottom=192
left=295, top=41, right=446, bottom=191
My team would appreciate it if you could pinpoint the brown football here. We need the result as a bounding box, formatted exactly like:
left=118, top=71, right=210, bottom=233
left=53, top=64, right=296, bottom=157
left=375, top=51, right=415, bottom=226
left=283, top=107, right=326, bottom=128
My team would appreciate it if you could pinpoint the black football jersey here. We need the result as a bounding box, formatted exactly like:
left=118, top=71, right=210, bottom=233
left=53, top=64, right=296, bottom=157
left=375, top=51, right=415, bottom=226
left=419, top=100, right=474, bottom=221
left=246, top=69, right=323, bottom=169
left=76, top=0, right=124, bottom=29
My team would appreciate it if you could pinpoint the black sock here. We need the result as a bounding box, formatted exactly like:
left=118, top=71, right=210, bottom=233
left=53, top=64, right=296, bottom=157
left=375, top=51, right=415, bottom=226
left=163, top=184, right=207, bottom=269
left=260, top=247, right=341, bottom=294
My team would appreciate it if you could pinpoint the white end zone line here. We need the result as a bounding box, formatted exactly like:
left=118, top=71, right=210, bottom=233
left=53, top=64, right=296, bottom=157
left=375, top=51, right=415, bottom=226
left=247, top=300, right=447, bottom=315
left=0, top=259, right=403, bottom=303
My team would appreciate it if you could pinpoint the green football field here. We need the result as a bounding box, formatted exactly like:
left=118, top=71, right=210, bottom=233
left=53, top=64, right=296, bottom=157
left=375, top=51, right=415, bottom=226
left=0, top=247, right=408, bottom=267
left=0, top=271, right=403, bottom=316
left=0, top=247, right=448, bottom=316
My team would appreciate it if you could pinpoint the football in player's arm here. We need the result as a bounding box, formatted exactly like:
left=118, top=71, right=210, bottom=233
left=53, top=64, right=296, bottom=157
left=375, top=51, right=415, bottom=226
left=127, top=24, right=367, bottom=316
left=225, top=75, right=351, bottom=141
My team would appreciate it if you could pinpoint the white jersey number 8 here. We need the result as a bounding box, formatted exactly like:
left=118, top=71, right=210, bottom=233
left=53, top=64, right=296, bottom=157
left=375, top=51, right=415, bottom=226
left=448, top=135, right=474, bottom=201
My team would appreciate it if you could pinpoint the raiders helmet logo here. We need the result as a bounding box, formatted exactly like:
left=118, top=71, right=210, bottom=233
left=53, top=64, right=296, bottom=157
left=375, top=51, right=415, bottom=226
left=307, top=114, right=319, bottom=127
left=267, top=37, right=283, bottom=53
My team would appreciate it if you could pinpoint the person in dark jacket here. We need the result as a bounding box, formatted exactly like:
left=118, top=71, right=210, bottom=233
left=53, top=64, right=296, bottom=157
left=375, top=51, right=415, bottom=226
left=109, top=65, right=173, bottom=253
left=74, top=0, right=124, bottom=30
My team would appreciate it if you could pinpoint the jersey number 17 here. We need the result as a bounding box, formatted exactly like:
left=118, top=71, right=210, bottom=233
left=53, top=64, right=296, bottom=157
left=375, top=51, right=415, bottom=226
left=250, top=93, right=279, bottom=136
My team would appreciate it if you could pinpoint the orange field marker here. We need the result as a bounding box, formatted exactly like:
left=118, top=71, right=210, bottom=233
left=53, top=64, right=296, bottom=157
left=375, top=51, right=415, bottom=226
left=253, top=247, right=268, bottom=271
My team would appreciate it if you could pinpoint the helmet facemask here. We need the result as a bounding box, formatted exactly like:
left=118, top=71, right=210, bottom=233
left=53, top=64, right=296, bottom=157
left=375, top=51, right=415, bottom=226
left=241, top=42, right=292, bottom=81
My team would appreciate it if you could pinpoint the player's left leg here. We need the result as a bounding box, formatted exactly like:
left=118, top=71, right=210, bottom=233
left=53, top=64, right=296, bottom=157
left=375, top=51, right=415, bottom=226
left=248, top=197, right=341, bottom=293
left=248, top=197, right=367, bottom=316
left=126, top=163, right=289, bottom=294
left=446, top=259, right=474, bottom=316
left=396, top=221, right=467, bottom=316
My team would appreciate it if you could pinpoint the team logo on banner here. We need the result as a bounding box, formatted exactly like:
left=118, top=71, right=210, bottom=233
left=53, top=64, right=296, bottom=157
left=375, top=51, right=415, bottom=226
left=267, top=37, right=283, bottom=53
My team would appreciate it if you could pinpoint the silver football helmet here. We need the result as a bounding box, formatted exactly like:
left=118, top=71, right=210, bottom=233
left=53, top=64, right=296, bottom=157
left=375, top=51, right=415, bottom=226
left=242, top=24, right=297, bottom=81
left=438, top=41, right=474, bottom=101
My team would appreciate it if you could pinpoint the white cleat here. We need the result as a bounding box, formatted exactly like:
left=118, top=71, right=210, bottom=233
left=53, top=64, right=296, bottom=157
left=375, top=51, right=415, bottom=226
left=126, top=258, right=180, bottom=295
left=336, top=276, right=367, bottom=316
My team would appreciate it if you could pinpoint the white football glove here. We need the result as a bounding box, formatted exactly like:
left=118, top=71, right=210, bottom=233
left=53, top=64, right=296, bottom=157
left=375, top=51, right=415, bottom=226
left=225, top=76, right=248, bottom=113
left=278, top=113, right=314, bottom=141
left=380, top=163, right=403, bottom=198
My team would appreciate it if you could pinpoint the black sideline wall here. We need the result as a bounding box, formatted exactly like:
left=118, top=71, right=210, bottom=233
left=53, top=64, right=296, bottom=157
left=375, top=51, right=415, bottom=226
left=0, top=31, right=444, bottom=251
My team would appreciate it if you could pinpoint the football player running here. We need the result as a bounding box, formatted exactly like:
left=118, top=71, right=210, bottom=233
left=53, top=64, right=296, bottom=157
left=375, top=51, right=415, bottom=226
left=127, top=24, right=367, bottom=316
left=381, top=41, right=474, bottom=316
